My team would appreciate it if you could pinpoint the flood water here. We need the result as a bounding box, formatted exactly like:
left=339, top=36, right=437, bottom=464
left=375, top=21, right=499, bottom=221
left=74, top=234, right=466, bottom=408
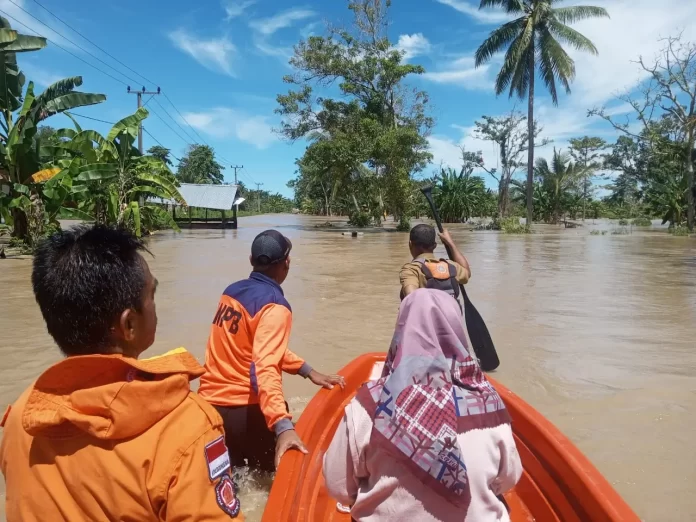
left=1, top=214, right=695, bottom=521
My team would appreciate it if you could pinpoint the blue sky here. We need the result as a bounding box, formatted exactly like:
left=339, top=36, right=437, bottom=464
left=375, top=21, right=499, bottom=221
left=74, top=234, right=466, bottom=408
left=3, top=0, right=696, bottom=196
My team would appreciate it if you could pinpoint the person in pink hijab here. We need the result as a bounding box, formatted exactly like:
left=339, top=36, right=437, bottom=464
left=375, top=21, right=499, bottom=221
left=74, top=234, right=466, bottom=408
left=323, top=289, right=522, bottom=521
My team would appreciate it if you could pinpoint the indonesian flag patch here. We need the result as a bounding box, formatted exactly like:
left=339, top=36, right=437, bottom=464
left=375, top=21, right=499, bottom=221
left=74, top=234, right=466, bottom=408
left=205, top=436, right=232, bottom=481
left=215, top=474, right=241, bottom=518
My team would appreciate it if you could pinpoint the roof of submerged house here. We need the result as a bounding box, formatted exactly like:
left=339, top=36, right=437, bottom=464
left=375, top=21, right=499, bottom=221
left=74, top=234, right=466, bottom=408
left=157, top=183, right=240, bottom=210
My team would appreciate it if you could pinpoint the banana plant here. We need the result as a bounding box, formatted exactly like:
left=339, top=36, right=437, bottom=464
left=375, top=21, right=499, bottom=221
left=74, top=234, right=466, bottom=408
left=64, top=107, right=185, bottom=236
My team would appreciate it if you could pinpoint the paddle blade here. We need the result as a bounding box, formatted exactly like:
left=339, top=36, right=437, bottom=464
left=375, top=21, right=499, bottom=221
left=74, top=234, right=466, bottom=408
left=462, top=287, right=500, bottom=371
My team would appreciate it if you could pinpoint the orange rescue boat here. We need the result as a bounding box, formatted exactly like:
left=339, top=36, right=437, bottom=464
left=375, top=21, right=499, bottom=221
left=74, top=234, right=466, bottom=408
left=263, top=353, right=639, bottom=522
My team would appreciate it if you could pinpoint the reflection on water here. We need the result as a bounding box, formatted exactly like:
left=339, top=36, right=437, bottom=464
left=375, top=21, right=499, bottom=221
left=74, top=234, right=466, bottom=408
left=1, top=215, right=695, bottom=521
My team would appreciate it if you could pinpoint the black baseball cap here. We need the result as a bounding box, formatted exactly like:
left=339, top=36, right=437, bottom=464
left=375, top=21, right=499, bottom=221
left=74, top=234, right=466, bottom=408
left=251, top=230, right=292, bottom=266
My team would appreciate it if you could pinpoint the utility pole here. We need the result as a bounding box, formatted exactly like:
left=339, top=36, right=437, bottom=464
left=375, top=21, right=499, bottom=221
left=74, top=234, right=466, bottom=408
left=128, top=86, right=160, bottom=209
left=230, top=165, right=242, bottom=230
left=255, top=182, right=264, bottom=213
left=127, top=86, right=161, bottom=154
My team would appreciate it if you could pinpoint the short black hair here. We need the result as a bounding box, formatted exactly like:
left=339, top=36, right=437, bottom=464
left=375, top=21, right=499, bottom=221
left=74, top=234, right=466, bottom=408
left=410, top=224, right=437, bottom=251
left=32, top=224, right=150, bottom=356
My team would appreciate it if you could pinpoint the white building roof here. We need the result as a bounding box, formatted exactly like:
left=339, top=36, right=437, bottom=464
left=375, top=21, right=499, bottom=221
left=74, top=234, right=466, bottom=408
left=158, top=183, right=239, bottom=210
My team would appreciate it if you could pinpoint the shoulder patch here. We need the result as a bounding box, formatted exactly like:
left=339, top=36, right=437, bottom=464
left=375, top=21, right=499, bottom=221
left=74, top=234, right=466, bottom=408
left=215, top=474, right=241, bottom=518
left=1, top=405, right=11, bottom=427
left=205, top=436, right=232, bottom=481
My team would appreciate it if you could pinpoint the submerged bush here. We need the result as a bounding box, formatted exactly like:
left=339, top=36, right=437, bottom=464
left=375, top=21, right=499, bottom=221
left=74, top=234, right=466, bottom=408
left=348, top=211, right=372, bottom=228
left=632, top=217, right=652, bottom=227
left=618, top=218, right=629, bottom=226
left=611, top=227, right=630, bottom=235
left=396, top=217, right=411, bottom=232
left=670, top=225, right=690, bottom=237
left=497, top=217, right=530, bottom=234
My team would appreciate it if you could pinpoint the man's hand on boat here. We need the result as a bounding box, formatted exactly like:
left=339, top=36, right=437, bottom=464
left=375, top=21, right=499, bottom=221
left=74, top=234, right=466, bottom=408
left=275, top=429, right=309, bottom=468
left=307, top=369, right=346, bottom=390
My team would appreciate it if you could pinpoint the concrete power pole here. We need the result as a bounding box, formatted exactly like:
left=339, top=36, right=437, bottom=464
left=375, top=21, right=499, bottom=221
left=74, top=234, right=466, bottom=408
left=127, top=86, right=161, bottom=154
left=230, top=165, right=242, bottom=230
left=127, top=86, right=160, bottom=208
left=255, top=182, right=264, bottom=213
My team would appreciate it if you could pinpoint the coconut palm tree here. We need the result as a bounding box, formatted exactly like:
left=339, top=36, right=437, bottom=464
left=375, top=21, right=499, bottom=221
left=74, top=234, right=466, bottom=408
left=474, top=0, right=609, bottom=228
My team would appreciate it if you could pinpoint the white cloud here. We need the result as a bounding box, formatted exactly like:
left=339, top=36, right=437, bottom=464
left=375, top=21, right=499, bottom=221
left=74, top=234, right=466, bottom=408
left=435, top=0, right=512, bottom=24
left=254, top=38, right=292, bottom=60
left=395, top=33, right=432, bottom=60
left=182, top=108, right=277, bottom=149
left=422, top=56, right=493, bottom=90
left=223, top=0, right=255, bottom=20
left=566, top=0, right=696, bottom=107
left=168, top=29, right=235, bottom=76
left=249, top=8, right=315, bottom=36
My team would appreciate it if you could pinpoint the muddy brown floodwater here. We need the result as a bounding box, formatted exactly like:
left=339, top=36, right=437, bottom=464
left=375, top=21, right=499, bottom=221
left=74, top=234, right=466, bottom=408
left=1, top=215, right=695, bottom=521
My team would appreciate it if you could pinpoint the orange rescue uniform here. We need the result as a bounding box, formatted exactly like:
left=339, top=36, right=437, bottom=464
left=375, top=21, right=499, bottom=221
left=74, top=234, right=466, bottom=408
left=0, top=348, right=244, bottom=521
left=199, top=272, right=311, bottom=435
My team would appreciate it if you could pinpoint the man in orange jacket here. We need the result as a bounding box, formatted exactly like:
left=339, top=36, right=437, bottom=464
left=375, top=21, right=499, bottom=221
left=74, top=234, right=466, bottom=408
left=0, top=225, right=243, bottom=521
left=199, top=230, right=345, bottom=472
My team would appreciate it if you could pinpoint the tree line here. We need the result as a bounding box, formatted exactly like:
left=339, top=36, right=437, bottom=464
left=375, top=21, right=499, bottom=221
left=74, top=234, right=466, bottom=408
left=281, top=0, right=695, bottom=234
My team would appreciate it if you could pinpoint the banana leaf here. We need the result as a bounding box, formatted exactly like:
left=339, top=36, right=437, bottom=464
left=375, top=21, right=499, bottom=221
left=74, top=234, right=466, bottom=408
left=107, top=107, right=148, bottom=142
left=0, top=28, right=17, bottom=44
left=0, top=34, right=46, bottom=53
left=37, top=93, right=107, bottom=122
left=57, top=207, right=95, bottom=221
left=75, top=163, right=118, bottom=182
left=12, top=183, right=29, bottom=195
left=144, top=204, right=180, bottom=232
left=63, top=112, right=83, bottom=132
left=35, top=77, right=84, bottom=106
left=128, top=185, right=174, bottom=201
left=137, top=172, right=185, bottom=203
left=31, top=167, right=61, bottom=183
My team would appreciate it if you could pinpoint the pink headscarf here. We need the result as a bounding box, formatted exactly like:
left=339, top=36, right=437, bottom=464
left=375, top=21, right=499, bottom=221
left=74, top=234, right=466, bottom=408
left=356, top=289, right=510, bottom=507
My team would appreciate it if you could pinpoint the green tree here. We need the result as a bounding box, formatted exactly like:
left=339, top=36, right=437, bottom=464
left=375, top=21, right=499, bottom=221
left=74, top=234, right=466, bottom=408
left=276, top=0, right=432, bottom=229
left=534, top=148, right=581, bottom=223
left=177, top=144, right=224, bottom=184
left=147, top=145, right=173, bottom=167
left=590, top=35, right=696, bottom=230
left=475, top=0, right=608, bottom=227
left=569, top=136, right=606, bottom=220
left=466, top=110, right=549, bottom=217
left=435, top=164, right=488, bottom=223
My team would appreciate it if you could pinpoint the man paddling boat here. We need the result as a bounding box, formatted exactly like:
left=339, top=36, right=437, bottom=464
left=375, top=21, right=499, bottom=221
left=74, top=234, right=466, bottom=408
left=199, top=229, right=345, bottom=472
left=400, top=224, right=471, bottom=304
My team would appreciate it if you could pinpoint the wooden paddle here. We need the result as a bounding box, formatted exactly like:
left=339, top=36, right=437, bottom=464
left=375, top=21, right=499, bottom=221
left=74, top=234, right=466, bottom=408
left=420, top=186, right=500, bottom=371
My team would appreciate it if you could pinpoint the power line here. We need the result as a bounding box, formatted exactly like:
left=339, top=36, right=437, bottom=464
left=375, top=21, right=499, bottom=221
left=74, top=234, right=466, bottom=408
left=142, top=126, right=181, bottom=162
left=0, top=9, right=129, bottom=87
left=3, top=3, right=236, bottom=173
left=152, top=97, right=200, bottom=144
left=240, top=167, right=257, bottom=185
left=147, top=105, right=195, bottom=147
left=5, top=0, right=144, bottom=87
left=28, top=0, right=157, bottom=88
left=11, top=2, right=227, bottom=168
left=65, top=112, right=114, bottom=125
left=161, top=91, right=213, bottom=147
